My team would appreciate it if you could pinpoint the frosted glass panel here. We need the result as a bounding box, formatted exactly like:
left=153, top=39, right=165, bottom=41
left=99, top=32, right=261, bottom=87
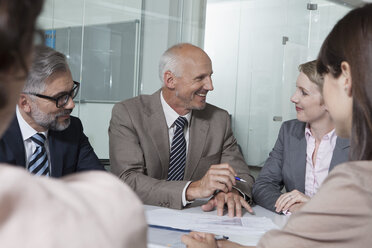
left=205, top=0, right=351, bottom=166
left=38, top=0, right=142, bottom=159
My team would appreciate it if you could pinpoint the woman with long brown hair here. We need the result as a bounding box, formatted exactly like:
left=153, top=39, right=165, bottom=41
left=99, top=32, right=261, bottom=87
left=0, top=1, right=146, bottom=247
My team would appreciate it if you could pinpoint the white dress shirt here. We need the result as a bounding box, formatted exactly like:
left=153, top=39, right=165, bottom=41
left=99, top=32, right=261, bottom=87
left=16, top=106, right=51, bottom=173
left=304, top=126, right=337, bottom=197
left=160, top=91, right=192, bottom=206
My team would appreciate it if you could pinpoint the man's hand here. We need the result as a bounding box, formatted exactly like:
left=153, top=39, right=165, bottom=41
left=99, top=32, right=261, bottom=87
left=186, top=163, right=237, bottom=201
left=201, top=190, right=253, bottom=217
left=275, top=189, right=310, bottom=213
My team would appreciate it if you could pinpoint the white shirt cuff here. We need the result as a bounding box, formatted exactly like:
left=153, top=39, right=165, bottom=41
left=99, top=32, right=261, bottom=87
left=282, top=209, right=292, bottom=216
left=182, top=181, right=194, bottom=207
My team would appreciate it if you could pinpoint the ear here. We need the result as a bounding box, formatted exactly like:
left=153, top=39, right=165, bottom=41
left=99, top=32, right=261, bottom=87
left=18, top=93, right=32, bottom=113
left=163, top=71, right=176, bottom=89
left=340, top=61, right=352, bottom=97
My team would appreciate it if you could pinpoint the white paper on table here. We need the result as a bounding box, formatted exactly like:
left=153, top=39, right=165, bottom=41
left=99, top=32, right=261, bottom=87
left=146, top=208, right=279, bottom=237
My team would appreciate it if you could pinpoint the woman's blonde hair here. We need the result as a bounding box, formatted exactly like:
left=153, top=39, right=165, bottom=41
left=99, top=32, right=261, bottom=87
left=298, top=60, right=324, bottom=92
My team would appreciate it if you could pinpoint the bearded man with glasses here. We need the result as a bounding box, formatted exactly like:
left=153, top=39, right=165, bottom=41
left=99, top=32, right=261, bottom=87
left=0, top=45, right=104, bottom=177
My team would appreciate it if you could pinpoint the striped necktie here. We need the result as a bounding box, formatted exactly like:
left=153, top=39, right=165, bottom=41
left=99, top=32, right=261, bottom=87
left=28, top=133, right=49, bottom=176
left=167, top=116, right=188, bottom=181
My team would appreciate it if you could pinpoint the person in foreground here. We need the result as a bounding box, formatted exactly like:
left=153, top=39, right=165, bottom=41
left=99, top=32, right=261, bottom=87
left=0, top=45, right=104, bottom=177
left=0, top=0, right=146, bottom=247
left=109, top=43, right=254, bottom=217
left=182, top=3, right=372, bottom=247
left=252, top=60, right=349, bottom=214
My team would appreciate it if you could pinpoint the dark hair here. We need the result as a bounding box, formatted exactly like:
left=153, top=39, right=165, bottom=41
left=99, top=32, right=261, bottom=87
left=0, top=0, right=44, bottom=75
left=317, top=4, right=372, bottom=161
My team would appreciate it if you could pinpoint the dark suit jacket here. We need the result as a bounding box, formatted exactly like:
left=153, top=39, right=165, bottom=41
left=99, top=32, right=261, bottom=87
left=109, top=90, right=254, bottom=209
left=0, top=115, right=104, bottom=177
left=252, top=119, right=349, bottom=213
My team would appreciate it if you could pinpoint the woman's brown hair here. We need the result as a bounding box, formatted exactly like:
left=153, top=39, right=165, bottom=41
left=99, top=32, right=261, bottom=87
left=317, top=4, right=372, bottom=161
left=0, top=0, right=43, bottom=109
left=0, top=0, right=44, bottom=74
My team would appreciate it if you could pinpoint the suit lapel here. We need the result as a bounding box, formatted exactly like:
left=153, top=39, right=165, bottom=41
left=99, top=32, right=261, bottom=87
left=290, top=121, right=307, bottom=193
left=184, top=112, right=209, bottom=179
left=145, top=90, right=170, bottom=178
left=48, top=131, right=63, bottom=177
left=329, top=137, right=350, bottom=170
left=3, top=116, right=26, bottom=166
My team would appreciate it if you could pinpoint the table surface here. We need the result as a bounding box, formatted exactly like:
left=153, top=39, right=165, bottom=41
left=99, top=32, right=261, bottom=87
left=145, top=201, right=289, bottom=247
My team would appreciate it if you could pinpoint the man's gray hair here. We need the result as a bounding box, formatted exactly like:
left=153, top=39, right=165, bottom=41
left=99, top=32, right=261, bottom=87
left=158, top=43, right=192, bottom=83
left=24, top=45, right=69, bottom=94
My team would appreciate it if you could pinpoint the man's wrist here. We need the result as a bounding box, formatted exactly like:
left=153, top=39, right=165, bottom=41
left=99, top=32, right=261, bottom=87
left=185, top=180, right=201, bottom=201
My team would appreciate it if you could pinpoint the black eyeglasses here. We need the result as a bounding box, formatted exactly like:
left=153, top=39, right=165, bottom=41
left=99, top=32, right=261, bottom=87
left=24, top=81, right=80, bottom=108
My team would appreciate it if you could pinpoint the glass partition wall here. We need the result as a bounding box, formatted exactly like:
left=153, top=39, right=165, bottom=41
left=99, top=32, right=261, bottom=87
left=38, top=0, right=350, bottom=165
left=38, top=0, right=206, bottom=159
left=204, top=0, right=350, bottom=166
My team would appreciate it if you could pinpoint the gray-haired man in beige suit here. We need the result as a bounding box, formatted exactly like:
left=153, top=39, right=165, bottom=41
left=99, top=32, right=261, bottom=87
left=109, top=43, right=254, bottom=217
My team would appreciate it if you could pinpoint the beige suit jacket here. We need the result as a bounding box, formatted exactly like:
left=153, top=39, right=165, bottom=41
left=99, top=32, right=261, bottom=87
left=0, top=164, right=147, bottom=248
left=258, top=161, right=372, bottom=247
left=109, top=90, right=253, bottom=209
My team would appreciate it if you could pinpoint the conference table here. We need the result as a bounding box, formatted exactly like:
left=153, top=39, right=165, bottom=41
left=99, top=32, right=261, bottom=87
left=146, top=200, right=289, bottom=248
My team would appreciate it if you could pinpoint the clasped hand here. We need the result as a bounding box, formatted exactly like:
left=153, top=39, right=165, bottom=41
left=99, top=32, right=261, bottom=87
left=275, top=189, right=310, bottom=213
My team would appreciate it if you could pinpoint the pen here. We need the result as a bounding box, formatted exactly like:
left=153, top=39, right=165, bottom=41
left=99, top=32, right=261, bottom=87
left=235, top=176, right=247, bottom=183
left=214, top=235, right=229, bottom=240
left=148, top=224, right=191, bottom=233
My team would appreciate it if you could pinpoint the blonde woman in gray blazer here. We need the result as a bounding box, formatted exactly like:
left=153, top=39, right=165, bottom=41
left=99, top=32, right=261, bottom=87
left=252, top=119, right=349, bottom=213
left=252, top=60, right=349, bottom=214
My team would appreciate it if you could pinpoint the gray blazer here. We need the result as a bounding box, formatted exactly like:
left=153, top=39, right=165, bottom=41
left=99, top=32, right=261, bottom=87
left=252, top=119, right=349, bottom=213
left=109, top=90, right=254, bottom=209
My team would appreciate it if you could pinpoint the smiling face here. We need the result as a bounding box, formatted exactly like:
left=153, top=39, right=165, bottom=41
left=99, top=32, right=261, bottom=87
left=290, top=72, right=328, bottom=124
left=162, top=45, right=214, bottom=115
left=21, top=70, right=75, bottom=132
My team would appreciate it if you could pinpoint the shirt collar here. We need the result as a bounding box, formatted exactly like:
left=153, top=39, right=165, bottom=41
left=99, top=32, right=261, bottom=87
left=305, top=123, right=336, bottom=141
left=16, top=106, right=48, bottom=141
left=160, top=90, right=192, bottom=128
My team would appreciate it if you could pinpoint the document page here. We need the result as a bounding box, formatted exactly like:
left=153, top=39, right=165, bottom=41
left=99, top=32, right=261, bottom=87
left=146, top=208, right=279, bottom=246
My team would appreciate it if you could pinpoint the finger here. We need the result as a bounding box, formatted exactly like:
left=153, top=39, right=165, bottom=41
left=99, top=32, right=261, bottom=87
left=207, top=170, right=236, bottom=187
left=277, top=193, right=292, bottom=209
left=215, top=193, right=227, bottom=216
left=275, top=193, right=287, bottom=207
left=234, top=197, right=242, bottom=217
left=240, top=198, right=253, bottom=214
left=209, top=175, right=233, bottom=192
left=210, top=181, right=229, bottom=193
left=282, top=196, right=302, bottom=211
left=189, top=231, right=206, bottom=241
left=205, top=233, right=218, bottom=243
left=276, top=195, right=291, bottom=212
left=209, top=164, right=237, bottom=182
left=226, top=194, right=235, bottom=217
left=282, top=200, right=296, bottom=212
left=181, top=234, right=199, bottom=246
left=202, top=198, right=216, bottom=212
